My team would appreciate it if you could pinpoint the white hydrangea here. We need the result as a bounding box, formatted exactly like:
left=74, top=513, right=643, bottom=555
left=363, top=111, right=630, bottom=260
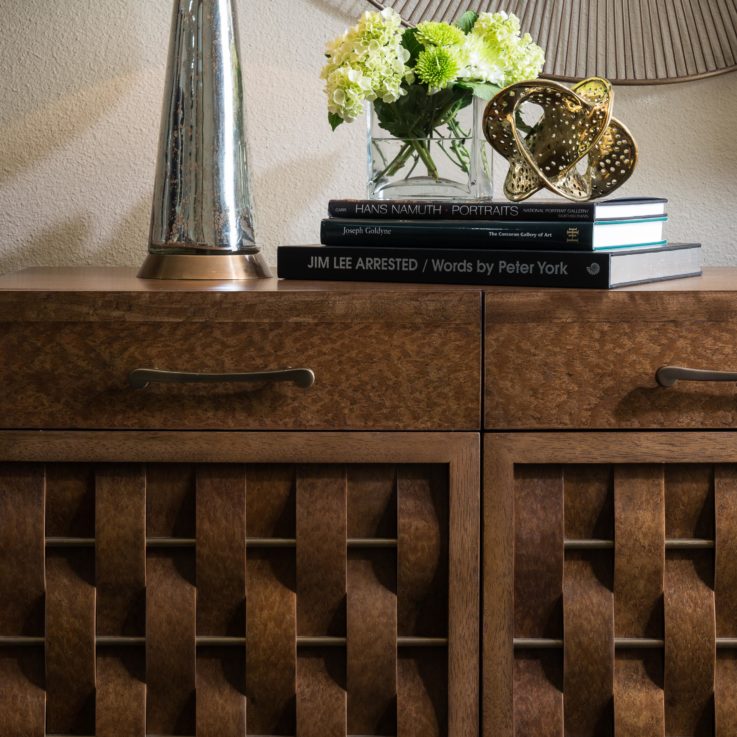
left=458, top=33, right=505, bottom=86
left=469, top=11, right=545, bottom=86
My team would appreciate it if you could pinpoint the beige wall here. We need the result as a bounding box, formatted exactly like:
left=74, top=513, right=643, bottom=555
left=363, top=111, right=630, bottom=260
left=0, top=0, right=735, bottom=275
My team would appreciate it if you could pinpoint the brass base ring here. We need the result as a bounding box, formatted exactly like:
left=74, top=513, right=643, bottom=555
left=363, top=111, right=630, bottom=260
left=137, top=252, right=272, bottom=280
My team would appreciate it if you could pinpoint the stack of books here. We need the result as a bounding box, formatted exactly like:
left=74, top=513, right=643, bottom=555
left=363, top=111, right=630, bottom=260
left=278, top=197, right=702, bottom=288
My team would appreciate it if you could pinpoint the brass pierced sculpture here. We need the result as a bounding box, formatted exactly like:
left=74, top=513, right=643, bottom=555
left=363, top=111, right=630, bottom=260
left=483, top=77, right=638, bottom=202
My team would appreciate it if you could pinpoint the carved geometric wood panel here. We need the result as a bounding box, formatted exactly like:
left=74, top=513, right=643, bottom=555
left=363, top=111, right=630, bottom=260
left=0, top=432, right=479, bottom=737
left=485, top=433, right=737, bottom=737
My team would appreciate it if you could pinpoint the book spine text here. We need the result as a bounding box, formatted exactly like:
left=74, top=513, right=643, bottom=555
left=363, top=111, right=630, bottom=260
left=278, top=246, right=611, bottom=288
left=320, top=219, right=595, bottom=250
left=327, top=200, right=596, bottom=221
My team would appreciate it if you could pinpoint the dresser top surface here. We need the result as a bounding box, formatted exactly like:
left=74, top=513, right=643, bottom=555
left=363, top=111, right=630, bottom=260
left=0, top=266, right=734, bottom=293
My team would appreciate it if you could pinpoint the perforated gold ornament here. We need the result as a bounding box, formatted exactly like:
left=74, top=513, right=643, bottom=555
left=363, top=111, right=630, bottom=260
left=483, top=77, right=638, bottom=202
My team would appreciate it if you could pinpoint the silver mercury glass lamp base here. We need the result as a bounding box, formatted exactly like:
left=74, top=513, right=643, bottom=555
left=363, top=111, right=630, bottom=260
left=140, top=0, right=267, bottom=281
left=138, top=252, right=272, bottom=280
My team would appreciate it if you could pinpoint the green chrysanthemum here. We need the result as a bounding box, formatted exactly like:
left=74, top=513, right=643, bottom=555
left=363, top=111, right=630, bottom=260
left=416, top=21, right=466, bottom=48
left=415, top=46, right=462, bottom=91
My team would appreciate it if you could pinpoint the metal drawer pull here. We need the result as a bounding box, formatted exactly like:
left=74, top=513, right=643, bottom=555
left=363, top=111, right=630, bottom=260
left=656, top=365, right=737, bottom=387
left=128, top=367, right=315, bottom=390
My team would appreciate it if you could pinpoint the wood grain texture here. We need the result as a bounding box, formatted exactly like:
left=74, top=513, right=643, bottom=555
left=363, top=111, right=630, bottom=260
left=0, top=465, right=44, bottom=636
left=664, top=553, right=716, bottom=736
left=484, top=438, right=515, bottom=737
left=398, top=648, right=448, bottom=737
left=398, top=466, right=448, bottom=636
left=717, top=652, right=737, bottom=737
left=1, top=265, right=734, bottom=292
left=245, top=549, right=297, bottom=735
left=0, top=291, right=480, bottom=431
left=447, top=437, right=480, bottom=737
left=196, top=466, right=246, bottom=636
left=563, top=553, right=614, bottom=737
left=564, top=465, right=613, bottom=540
left=196, top=648, right=247, bottom=737
left=45, top=549, right=96, bottom=734
left=484, top=435, right=737, bottom=737
left=716, top=466, right=737, bottom=637
left=146, top=550, right=196, bottom=735
left=665, top=465, right=714, bottom=539
left=347, top=550, right=397, bottom=735
left=146, top=464, right=196, bottom=538
left=514, top=466, right=563, bottom=638
left=96, top=647, right=146, bottom=737
left=45, top=463, right=94, bottom=537
left=347, top=464, right=396, bottom=538
left=0, top=430, right=481, bottom=466
left=614, top=466, right=665, bottom=638
left=0, top=444, right=473, bottom=737
left=486, top=288, right=737, bottom=429
left=296, top=466, right=347, bottom=636
left=297, top=649, right=347, bottom=737
left=0, top=648, right=45, bottom=737
left=96, top=465, right=146, bottom=636
left=513, top=652, right=563, bottom=737
left=614, top=651, right=664, bottom=737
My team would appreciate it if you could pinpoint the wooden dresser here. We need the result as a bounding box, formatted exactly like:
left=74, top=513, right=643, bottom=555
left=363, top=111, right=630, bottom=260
left=1, top=266, right=737, bottom=737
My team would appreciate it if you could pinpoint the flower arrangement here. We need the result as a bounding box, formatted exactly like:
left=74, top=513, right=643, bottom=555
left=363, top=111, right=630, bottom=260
left=321, top=9, right=545, bottom=192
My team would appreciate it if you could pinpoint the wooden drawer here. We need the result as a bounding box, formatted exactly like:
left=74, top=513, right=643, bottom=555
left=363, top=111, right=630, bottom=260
left=486, top=289, right=737, bottom=429
left=0, top=290, right=481, bottom=430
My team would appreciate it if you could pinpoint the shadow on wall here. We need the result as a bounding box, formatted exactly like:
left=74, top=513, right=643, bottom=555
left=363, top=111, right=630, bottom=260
left=0, top=199, right=151, bottom=275
left=0, top=77, right=135, bottom=189
left=0, top=0, right=163, bottom=272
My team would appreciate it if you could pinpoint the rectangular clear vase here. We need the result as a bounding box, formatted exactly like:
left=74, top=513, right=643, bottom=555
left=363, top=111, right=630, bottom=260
left=367, top=95, right=492, bottom=200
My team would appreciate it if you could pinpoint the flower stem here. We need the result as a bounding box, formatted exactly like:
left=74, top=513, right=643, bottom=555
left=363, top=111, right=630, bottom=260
left=375, top=142, right=414, bottom=180
left=412, top=139, right=440, bottom=179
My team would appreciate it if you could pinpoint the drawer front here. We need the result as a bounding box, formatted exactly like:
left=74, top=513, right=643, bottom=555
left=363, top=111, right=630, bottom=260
left=0, top=291, right=481, bottom=430
left=485, top=432, right=737, bottom=737
left=0, top=431, right=479, bottom=737
left=486, top=290, right=737, bottom=429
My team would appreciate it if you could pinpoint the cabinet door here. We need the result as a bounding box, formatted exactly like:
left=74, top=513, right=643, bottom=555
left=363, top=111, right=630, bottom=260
left=0, top=431, right=479, bottom=737
left=484, top=432, right=737, bottom=737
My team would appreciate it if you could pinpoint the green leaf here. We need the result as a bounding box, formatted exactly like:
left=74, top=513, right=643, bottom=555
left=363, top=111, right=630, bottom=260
left=457, top=81, right=501, bottom=101
left=328, top=112, right=343, bottom=131
left=455, top=11, right=479, bottom=34
left=373, top=84, right=473, bottom=140
left=402, top=27, right=423, bottom=65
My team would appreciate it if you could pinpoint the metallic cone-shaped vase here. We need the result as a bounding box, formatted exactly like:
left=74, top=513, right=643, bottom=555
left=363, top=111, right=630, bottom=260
left=139, top=0, right=271, bottom=279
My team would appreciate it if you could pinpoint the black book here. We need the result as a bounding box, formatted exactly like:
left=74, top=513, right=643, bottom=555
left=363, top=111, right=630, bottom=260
left=328, top=196, right=667, bottom=222
left=320, top=216, right=667, bottom=251
left=277, top=243, right=702, bottom=289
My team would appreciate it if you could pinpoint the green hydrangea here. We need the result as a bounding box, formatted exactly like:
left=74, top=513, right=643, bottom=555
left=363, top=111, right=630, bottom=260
left=321, top=8, right=410, bottom=126
left=415, top=45, right=463, bottom=91
left=416, top=21, right=466, bottom=48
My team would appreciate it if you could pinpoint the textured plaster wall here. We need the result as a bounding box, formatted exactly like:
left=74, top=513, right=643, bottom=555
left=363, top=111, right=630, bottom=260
left=0, top=0, right=735, bottom=275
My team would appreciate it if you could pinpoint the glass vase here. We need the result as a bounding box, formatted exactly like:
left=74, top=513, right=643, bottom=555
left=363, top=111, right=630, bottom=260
left=367, top=95, right=492, bottom=200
